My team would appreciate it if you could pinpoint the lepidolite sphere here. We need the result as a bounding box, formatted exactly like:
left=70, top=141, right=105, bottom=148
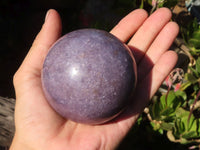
left=42, top=29, right=137, bottom=124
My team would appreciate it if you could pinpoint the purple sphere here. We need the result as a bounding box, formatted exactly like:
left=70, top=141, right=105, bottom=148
left=42, top=29, right=137, bottom=124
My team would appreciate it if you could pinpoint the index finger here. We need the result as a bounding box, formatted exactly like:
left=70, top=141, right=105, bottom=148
left=110, top=9, right=148, bottom=43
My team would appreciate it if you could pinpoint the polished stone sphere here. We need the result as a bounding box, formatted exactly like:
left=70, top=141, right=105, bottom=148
left=41, top=29, right=137, bottom=124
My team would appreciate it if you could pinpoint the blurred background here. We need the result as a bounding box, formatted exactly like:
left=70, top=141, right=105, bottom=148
left=1, top=0, right=199, bottom=150
left=0, top=0, right=143, bottom=98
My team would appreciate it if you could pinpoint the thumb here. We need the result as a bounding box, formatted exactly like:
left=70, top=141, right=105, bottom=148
left=14, top=9, right=62, bottom=96
left=13, top=9, right=64, bottom=132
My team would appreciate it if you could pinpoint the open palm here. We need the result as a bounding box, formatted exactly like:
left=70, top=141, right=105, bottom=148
left=10, top=8, right=178, bottom=150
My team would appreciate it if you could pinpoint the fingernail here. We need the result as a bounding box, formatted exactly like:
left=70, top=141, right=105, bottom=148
left=45, top=10, right=51, bottom=22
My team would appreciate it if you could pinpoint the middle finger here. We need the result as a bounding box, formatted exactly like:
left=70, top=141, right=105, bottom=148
left=128, top=8, right=172, bottom=63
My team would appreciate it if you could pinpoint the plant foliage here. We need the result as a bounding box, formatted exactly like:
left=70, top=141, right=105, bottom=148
left=137, top=0, right=200, bottom=149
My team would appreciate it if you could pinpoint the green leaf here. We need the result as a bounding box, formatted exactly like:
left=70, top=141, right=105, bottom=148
left=150, top=100, right=162, bottom=120
left=150, top=122, right=161, bottom=131
left=188, top=99, right=195, bottom=106
left=188, top=66, right=199, bottom=78
left=180, top=138, right=190, bottom=144
left=167, top=91, right=176, bottom=107
left=172, top=99, right=182, bottom=111
left=160, top=107, right=175, bottom=116
left=182, top=131, right=197, bottom=139
left=196, top=57, right=200, bottom=74
left=175, top=108, right=187, bottom=118
left=175, top=108, right=198, bottom=133
left=190, top=47, right=200, bottom=56
left=192, top=30, right=200, bottom=39
left=140, top=0, right=144, bottom=8
left=158, top=128, right=164, bottom=134
left=136, top=115, right=142, bottom=125
left=197, top=119, right=200, bottom=133
left=193, top=84, right=200, bottom=92
left=147, top=0, right=152, bottom=6
left=175, top=90, right=187, bottom=101
left=175, top=118, right=185, bottom=134
left=181, top=81, right=192, bottom=91
left=160, top=91, right=176, bottom=108
left=161, top=116, right=175, bottom=123
left=160, top=95, right=166, bottom=108
left=185, top=73, right=198, bottom=84
left=189, top=38, right=200, bottom=49
left=158, top=90, right=184, bottom=120
left=170, top=90, right=186, bottom=110
left=160, top=122, right=174, bottom=131
left=185, top=116, right=195, bottom=131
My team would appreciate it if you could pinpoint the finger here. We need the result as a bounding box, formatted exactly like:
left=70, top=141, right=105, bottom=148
left=145, top=22, right=179, bottom=64
left=13, top=10, right=64, bottom=131
left=14, top=9, right=62, bottom=109
left=110, top=9, right=148, bottom=43
left=128, top=8, right=172, bottom=63
left=18, top=9, right=62, bottom=75
left=137, top=22, right=179, bottom=81
left=141, top=50, right=178, bottom=99
left=119, top=51, right=178, bottom=129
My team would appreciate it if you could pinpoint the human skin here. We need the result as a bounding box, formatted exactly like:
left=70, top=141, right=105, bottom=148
left=10, top=8, right=179, bottom=150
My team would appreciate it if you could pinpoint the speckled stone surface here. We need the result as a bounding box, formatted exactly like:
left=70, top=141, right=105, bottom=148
left=42, top=29, right=137, bottom=124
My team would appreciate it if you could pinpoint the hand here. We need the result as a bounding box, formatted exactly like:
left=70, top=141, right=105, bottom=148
left=10, top=8, right=178, bottom=150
